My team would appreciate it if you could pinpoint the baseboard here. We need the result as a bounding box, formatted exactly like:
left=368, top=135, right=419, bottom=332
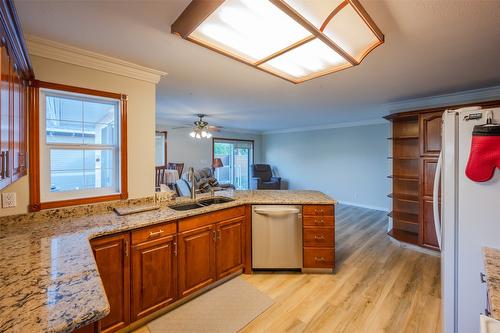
left=339, top=201, right=389, bottom=212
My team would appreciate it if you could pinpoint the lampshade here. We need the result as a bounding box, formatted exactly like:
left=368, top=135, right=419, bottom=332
left=212, top=158, right=224, bottom=168
left=172, top=0, right=384, bottom=84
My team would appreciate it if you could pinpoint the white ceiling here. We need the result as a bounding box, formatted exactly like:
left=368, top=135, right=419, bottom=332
left=15, top=0, right=500, bottom=132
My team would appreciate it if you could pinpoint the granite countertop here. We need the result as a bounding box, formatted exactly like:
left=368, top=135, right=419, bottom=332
left=484, top=247, right=500, bottom=321
left=0, top=190, right=335, bottom=332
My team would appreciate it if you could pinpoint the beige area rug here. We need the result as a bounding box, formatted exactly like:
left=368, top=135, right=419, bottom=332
left=147, top=276, right=273, bottom=333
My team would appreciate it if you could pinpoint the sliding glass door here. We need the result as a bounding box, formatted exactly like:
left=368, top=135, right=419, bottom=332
left=213, top=138, right=254, bottom=190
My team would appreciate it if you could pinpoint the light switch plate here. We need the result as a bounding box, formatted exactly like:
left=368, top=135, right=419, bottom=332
left=2, top=192, right=16, bottom=208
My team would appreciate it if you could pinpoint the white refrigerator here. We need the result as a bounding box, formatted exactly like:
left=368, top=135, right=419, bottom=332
left=439, top=107, right=500, bottom=333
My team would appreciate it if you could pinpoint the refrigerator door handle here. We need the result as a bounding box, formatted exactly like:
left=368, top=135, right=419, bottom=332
left=433, top=152, right=443, bottom=249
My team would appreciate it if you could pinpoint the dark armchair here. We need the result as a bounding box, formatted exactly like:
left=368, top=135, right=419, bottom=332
left=250, top=164, right=281, bottom=190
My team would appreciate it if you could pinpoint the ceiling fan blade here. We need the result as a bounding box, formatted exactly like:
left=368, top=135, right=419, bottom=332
left=208, top=125, right=222, bottom=132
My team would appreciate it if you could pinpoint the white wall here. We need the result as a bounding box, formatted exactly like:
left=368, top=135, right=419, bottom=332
left=156, top=126, right=262, bottom=174
left=0, top=55, right=156, bottom=216
left=262, top=123, right=390, bottom=211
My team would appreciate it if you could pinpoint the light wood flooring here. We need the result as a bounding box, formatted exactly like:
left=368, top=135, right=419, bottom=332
left=134, top=204, right=441, bottom=333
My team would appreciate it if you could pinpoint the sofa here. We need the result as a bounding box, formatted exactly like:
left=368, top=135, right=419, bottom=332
left=250, top=164, right=281, bottom=190
left=175, top=167, right=234, bottom=197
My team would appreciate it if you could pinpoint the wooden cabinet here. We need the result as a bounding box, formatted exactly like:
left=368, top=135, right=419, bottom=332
left=91, top=233, right=130, bottom=333
left=177, top=206, right=246, bottom=297
left=420, top=111, right=443, bottom=156
left=85, top=206, right=247, bottom=331
left=0, top=1, right=32, bottom=191
left=420, top=158, right=440, bottom=249
left=302, top=205, right=335, bottom=270
left=178, top=224, right=216, bottom=298
left=131, top=223, right=177, bottom=321
left=73, top=322, right=100, bottom=333
left=216, top=216, right=245, bottom=279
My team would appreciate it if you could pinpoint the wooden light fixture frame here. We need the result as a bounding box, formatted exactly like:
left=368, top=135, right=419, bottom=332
left=171, top=0, right=384, bottom=84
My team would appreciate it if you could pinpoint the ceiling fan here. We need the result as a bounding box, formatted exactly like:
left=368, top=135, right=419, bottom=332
left=188, top=114, right=221, bottom=139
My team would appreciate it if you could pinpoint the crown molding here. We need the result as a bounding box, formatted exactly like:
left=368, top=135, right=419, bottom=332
left=25, top=35, right=167, bottom=84
left=383, top=85, right=500, bottom=114
left=262, top=118, right=386, bottom=135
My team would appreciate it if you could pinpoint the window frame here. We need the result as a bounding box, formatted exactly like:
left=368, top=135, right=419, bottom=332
left=29, top=81, right=128, bottom=211
left=155, top=130, right=167, bottom=167
left=211, top=137, right=254, bottom=190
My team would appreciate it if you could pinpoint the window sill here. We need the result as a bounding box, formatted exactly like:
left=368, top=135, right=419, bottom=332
left=30, top=193, right=128, bottom=211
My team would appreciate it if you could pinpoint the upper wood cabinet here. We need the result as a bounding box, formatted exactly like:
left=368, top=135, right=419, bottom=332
left=419, top=111, right=443, bottom=156
left=0, top=1, right=33, bottom=190
left=131, top=225, right=177, bottom=321
left=91, top=233, right=131, bottom=333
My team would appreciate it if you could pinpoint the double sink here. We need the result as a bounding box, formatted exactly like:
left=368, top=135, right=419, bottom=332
left=169, top=196, right=235, bottom=211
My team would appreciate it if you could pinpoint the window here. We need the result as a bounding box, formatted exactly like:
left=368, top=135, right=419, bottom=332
left=155, top=131, right=167, bottom=167
left=29, top=81, right=127, bottom=210
left=213, top=138, right=254, bottom=190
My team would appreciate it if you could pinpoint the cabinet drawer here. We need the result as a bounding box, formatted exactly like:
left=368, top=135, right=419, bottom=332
left=303, top=248, right=334, bottom=268
left=303, top=215, right=334, bottom=226
left=303, top=227, right=334, bottom=247
left=303, top=205, right=334, bottom=216
left=131, top=222, right=176, bottom=245
left=179, top=206, right=245, bottom=232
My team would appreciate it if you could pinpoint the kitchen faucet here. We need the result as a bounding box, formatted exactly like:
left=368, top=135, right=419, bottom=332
left=188, top=167, right=196, bottom=200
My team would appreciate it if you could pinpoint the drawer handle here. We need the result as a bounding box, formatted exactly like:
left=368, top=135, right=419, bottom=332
left=148, top=229, right=164, bottom=238
left=314, top=209, right=324, bottom=214
left=315, top=220, right=325, bottom=225
left=480, top=272, right=487, bottom=283
left=314, top=235, right=325, bottom=240
left=314, top=256, right=326, bottom=262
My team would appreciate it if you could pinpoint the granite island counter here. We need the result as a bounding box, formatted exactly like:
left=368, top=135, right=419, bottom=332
left=0, top=190, right=335, bottom=333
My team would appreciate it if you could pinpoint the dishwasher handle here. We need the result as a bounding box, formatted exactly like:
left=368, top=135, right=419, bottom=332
left=254, top=207, right=300, bottom=216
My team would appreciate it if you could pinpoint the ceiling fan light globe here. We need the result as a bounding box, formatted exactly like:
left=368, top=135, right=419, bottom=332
left=189, top=131, right=196, bottom=138
left=206, top=132, right=212, bottom=139
left=201, top=130, right=207, bottom=137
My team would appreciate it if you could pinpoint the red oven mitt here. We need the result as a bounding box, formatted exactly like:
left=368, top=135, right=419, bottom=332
left=465, top=124, right=500, bottom=182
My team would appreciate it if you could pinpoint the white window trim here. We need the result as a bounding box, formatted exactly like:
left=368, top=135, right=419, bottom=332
left=39, top=88, right=122, bottom=203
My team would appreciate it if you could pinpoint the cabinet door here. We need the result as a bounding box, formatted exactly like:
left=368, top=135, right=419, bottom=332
left=421, top=199, right=440, bottom=250
left=422, top=158, right=438, bottom=198
left=11, top=67, right=22, bottom=181
left=216, top=217, right=244, bottom=279
left=131, top=235, right=177, bottom=321
left=178, top=224, right=216, bottom=298
left=91, top=234, right=130, bottom=333
left=420, top=111, right=442, bottom=156
left=0, top=45, right=10, bottom=189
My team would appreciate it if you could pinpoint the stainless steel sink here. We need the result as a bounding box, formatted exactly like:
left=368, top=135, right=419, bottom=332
left=168, top=197, right=235, bottom=211
left=168, top=203, right=205, bottom=211
left=197, top=197, right=235, bottom=206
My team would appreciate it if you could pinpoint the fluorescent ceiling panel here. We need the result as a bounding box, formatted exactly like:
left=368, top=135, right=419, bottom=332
left=190, top=0, right=311, bottom=62
left=283, top=0, right=345, bottom=29
left=259, top=39, right=349, bottom=79
left=172, top=0, right=383, bottom=83
left=322, top=3, right=380, bottom=61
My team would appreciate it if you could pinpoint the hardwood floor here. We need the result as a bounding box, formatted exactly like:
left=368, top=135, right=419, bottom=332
left=134, top=204, right=441, bottom=333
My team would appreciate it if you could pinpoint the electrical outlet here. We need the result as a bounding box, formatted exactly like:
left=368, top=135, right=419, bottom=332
left=2, top=192, right=16, bottom=208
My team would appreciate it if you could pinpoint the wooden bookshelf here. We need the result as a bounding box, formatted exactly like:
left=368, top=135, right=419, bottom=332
left=384, top=100, right=500, bottom=250
left=385, top=114, right=421, bottom=245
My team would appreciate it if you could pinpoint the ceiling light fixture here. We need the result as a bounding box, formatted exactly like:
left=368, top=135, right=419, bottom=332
left=189, top=114, right=213, bottom=139
left=172, top=0, right=384, bottom=84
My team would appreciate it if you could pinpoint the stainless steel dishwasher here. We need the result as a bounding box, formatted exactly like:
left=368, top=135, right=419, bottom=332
left=252, top=205, right=302, bottom=269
